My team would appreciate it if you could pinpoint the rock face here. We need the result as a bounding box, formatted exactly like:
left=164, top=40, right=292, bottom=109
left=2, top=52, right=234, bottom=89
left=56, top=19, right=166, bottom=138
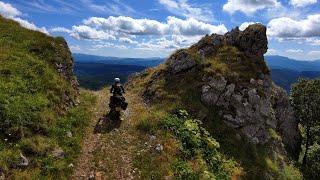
left=201, top=75, right=300, bottom=156
left=166, top=49, right=197, bottom=74
left=142, top=24, right=301, bottom=158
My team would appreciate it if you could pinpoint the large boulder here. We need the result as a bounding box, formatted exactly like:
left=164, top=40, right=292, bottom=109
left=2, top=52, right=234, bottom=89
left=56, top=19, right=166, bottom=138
left=166, top=49, right=197, bottom=74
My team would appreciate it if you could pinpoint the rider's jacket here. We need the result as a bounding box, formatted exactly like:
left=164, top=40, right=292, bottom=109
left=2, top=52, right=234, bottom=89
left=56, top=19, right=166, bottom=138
left=110, top=83, right=125, bottom=96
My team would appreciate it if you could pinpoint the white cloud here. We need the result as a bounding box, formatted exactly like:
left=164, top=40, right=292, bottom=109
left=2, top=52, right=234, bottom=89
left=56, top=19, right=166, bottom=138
left=223, top=0, right=281, bottom=15
left=119, top=37, right=138, bottom=44
left=266, top=48, right=277, bottom=55
left=267, top=14, right=320, bottom=38
left=158, top=0, right=214, bottom=22
left=0, top=1, right=21, bottom=18
left=50, top=27, right=72, bottom=33
left=285, top=49, right=303, bottom=53
left=70, top=45, right=81, bottom=51
left=91, top=43, right=127, bottom=50
left=70, top=25, right=116, bottom=40
left=0, top=1, right=48, bottom=34
left=239, top=22, right=260, bottom=31
left=307, top=38, right=320, bottom=46
left=81, top=16, right=227, bottom=37
left=290, top=0, right=317, bottom=7
left=307, top=51, right=320, bottom=59
left=13, top=17, right=49, bottom=34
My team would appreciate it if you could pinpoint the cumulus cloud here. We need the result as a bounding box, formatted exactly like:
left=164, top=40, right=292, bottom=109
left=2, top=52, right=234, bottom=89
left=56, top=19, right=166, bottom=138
left=50, top=27, right=72, bottom=33
left=307, top=51, right=320, bottom=59
left=286, top=49, right=303, bottom=53
left=306, top=38, right=320, bottom=46
left=0, top=1, right=21, bottom=18
left=267, top=14, right=320, bottom=38
left=70, top=45, right=81, bottom=51
left=266, top=48, right=277, bottom=55
left=119, top=37, right=138, bottom=44
left=290, top=0, right=317, bottom=7
left=239, top=22, right=260, bottom=31
left=0, top=1, right=48, bottom=34
left=80, top=16, right=227, bottom=37
left=223, top=0, right=281, bottom=15
left=158, top=0, right=214, bottom=22
left=70, top=25, right=116, bottom=40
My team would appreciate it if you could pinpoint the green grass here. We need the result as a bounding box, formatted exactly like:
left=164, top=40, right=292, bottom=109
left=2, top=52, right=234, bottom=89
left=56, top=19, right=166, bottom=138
left=0, top=16, right=77, bottom=138
left=0, top=16, right=96, bottom=178
left=1, top=91, right=96, bottom=179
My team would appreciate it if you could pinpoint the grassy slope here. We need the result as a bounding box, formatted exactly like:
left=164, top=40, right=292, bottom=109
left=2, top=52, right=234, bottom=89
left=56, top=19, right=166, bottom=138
left=126, top=43, right=302, bottom=179
left=0, top=16, right=96, bottom=179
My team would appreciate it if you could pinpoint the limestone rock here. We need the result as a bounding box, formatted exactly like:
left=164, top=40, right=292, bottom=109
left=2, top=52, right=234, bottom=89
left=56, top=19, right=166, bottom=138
left=166, top=49, right=197, bottom=74
left=18, top=153, right=29, bottom=167
left=52, top=148, right=65, bottom=159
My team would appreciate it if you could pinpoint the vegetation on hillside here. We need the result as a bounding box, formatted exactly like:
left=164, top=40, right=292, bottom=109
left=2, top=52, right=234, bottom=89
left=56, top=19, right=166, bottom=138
left=291, top=78, right=320, bottom=179
left=0, top=16, right=96, bottom=178
left=126, top=39, right=302, bottom=179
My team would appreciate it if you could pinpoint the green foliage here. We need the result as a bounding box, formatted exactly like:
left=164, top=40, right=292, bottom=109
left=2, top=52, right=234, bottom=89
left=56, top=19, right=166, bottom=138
left=0, top=16, right=77, bottom=138
left=171, top=160, right=200, bottom=179
left=291, top=78, right=320, bottom=178
left=304, top=143, right=320, bottom=179
left=3, top=91, right=96, bottom=179
left=0, top=149, right=20, bottom=171
left=160, top=110, right=239, bottom=179
left=0, top=16, right=96, bottom=178
left=291, top=78, right=320, bottom=127
left=20, top=136, right=55, bottom=155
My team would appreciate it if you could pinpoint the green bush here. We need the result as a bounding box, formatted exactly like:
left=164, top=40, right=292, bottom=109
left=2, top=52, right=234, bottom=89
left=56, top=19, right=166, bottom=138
left=171, top=160, right=200, bottom=180
left=305, top=143, right=320, bottom=179
left=20, top=136, right=55, bottom=155
left=0, top=149, right=20, bottom=171
left=160, top=110, right=239, bottom=179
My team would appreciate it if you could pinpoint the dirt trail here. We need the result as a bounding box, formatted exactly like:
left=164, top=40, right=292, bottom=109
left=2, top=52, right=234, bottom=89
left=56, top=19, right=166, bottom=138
left=72, top=90, right=142, bottom=180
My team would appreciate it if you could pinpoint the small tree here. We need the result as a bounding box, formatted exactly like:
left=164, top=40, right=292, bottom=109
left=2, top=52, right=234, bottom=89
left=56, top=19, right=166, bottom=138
left=290, top=78, right=320, bottom=168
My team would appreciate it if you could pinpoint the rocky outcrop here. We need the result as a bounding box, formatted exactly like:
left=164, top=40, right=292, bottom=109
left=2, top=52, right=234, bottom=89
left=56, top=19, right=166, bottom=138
left=141, top=24, right=301, bottom=159
left=200, top=74, right=300, bottom=157
left=193, top=24, right=268, bottom=59
left=166, top=49, right=197, bottom=74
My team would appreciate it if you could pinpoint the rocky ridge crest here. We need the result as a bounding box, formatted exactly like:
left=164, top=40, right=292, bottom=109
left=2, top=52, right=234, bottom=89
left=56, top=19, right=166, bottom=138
left=139, top=24, right=301, bottom=158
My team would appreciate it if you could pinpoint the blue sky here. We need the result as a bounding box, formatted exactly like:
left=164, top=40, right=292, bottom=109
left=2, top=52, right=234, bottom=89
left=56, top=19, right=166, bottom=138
left=1, top=0, right=320, bottom=60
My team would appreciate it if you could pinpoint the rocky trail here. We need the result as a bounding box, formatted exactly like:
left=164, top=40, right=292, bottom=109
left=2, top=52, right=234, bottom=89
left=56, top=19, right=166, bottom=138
left=72, top=90, right=144, bottom=180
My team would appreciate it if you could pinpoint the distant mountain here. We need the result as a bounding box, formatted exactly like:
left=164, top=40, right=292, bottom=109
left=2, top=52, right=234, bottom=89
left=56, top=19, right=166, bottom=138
left=270, top=69, right=320, bottom=92
left=73, top=53, right=164, bottom=67
left=265, top=55, right=320, bottom=71
left=73, top=54, right=320, bottom=91
left=74, top=62, right=147, bottom=90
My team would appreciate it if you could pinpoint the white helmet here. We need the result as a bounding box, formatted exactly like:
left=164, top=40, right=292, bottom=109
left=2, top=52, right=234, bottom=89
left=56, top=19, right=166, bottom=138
left=114, top=78, right=120, bottom=82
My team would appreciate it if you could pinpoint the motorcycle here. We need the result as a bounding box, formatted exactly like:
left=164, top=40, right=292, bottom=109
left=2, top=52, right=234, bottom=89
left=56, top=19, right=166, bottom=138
left=109, top=94, right=128, bottom=121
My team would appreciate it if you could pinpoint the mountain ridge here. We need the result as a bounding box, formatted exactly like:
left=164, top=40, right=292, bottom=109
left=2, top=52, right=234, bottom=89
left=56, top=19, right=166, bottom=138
left=127, top=24, right=302, bottom=179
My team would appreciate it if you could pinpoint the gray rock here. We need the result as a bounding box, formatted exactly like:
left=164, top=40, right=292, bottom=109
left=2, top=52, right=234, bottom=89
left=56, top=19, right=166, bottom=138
left=155, top=144, right=164, bottom=152
left=149, top=135, right=156, bottom=141
left=166, top=50, right=197, bottom=74
left=52, top=148, right=65, bottom=159
left=66, top=131, right=72, bottom=138
left=18, top=153, right=29, bottom=167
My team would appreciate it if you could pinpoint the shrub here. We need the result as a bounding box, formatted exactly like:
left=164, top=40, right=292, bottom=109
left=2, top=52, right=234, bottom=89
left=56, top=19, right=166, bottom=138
left=160, top=110, right=239, bottom=179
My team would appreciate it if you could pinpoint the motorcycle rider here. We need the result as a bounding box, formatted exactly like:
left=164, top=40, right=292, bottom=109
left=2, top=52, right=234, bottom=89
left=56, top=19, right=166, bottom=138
left=109, top=78, right=127, bottom=113
left=110, top=78, right=125, bottom=96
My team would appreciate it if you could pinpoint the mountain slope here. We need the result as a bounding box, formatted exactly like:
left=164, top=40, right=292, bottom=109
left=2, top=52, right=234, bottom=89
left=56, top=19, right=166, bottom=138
left=265, top=55, right=320, bottom=71
left=74, top=62, right=146, bottom=90
left=73, top=53, right=163, bottom=67
left=127, top=24, right=302, bottom=179
left=0, top=16, right=96, bottom=179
